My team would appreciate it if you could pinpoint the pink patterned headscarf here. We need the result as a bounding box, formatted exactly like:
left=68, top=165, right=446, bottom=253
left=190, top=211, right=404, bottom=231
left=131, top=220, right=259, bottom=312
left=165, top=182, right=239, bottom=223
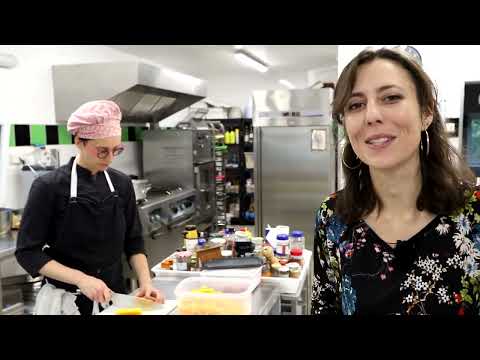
left=67, top=100, right=122, bottom=139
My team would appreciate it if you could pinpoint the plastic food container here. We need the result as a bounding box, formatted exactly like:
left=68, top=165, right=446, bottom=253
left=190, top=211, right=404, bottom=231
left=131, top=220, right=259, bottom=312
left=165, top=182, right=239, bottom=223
left=174, top=277, right=257, bottom=315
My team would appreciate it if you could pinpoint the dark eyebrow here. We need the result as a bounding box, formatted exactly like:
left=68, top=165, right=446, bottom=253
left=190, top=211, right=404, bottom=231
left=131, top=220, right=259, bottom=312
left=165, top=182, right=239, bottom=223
left=96, top=145, right=123, bottom=149
left=350, top=85, right=403, bottom=98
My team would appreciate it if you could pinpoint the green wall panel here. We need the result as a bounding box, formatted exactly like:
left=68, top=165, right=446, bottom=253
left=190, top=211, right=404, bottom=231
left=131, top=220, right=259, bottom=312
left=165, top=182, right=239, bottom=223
left=30, top=125, right=47, bottom=145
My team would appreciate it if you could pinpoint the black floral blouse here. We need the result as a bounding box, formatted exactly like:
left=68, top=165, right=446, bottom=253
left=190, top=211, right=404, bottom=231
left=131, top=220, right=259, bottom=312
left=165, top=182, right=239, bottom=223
left=311, top=188, right=480, bottom=315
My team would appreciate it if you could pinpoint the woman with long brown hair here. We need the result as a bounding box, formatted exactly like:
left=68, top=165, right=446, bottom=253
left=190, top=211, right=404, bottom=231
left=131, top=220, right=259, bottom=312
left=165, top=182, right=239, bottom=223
left=311, top=47, right=480, bottom=315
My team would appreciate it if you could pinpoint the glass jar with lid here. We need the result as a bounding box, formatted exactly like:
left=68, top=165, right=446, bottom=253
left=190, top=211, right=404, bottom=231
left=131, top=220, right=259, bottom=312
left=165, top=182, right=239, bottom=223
left=184, top=225, right=199, bottom=252
left=275, top=234, right=290, bottom=259
left=235, top=231, right=254, bottom=257
left=289, top=247, right=304, bottom=266
left=251, top=237, right=264, bottom=252
left=175, top=251, right=192, bottom=271
left=289, top=230, right=305, bottom=253
left=278, top=265, right=290, bottom=278
left=288, top=262, right=301, bottom=278
left=223, top=227, right=236, bottom=252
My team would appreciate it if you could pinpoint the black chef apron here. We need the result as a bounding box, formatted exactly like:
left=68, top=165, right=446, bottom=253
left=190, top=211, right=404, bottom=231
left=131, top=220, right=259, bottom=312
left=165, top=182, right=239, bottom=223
left=44, top=157, right=127, bottom=315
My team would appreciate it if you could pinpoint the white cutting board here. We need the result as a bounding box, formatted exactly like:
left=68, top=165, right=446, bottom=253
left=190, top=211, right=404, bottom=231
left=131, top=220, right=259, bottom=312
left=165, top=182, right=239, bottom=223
left=98, top=300, right=177, bottom=315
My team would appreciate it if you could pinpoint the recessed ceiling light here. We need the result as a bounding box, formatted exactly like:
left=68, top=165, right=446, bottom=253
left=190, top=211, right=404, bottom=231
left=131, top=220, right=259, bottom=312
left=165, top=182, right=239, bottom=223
left=0, top=53, right=18, bottom=69
left=279, top=79, right=295, bottom=89
left=234, top=49, right=268, bottom=73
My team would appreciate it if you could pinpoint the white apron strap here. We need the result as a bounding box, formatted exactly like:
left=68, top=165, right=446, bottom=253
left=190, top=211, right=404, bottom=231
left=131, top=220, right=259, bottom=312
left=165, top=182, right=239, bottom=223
left=71, top=157, right=115, bottom=198
left=104, top=170, right=115, bottom=193
left=70, top=157, right=78, bottom=198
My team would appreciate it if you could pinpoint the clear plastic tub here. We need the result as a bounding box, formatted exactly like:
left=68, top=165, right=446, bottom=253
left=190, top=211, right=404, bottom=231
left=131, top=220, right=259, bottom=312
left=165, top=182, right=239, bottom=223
left=174, top=277, right=257, bottom=315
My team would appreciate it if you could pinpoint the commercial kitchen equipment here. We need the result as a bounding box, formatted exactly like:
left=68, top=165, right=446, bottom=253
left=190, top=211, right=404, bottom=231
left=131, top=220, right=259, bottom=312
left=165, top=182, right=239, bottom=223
left=460, top=81, right=480, bottom=177
left=252, top=88, right=337, bottom=251
left=143, top=118, right=216, bottom=226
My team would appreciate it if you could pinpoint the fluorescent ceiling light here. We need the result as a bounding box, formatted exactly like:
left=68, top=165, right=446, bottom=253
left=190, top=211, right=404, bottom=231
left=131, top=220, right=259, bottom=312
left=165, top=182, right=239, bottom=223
left=279, top=79, right=295, bottom=89
left=234, top=49, right=268, bottom=73
left=0, top=53, right=18, bottom=69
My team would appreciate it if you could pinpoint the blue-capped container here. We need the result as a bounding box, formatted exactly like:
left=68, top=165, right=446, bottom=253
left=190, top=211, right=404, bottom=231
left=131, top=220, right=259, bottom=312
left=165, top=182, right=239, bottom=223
left=275, top=234, right=290, bottom=259
left=290, top=230, right=305, bottom=253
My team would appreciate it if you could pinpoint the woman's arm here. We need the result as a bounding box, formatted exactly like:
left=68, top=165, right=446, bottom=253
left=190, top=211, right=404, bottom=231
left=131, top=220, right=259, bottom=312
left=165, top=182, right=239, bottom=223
left=129, top=253, right=164, bottom=303
left=129, top=253, right=152, bottom=288
left=15, top=177, right=56, bottom=276
left=39, top=260, right=111, bottom=303
left=16, top=176, right=112, bottom=303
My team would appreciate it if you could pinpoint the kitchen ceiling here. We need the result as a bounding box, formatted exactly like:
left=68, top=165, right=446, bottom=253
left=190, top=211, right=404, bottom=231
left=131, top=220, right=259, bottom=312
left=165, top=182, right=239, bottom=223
left=107, top=45, right=337, bottom=84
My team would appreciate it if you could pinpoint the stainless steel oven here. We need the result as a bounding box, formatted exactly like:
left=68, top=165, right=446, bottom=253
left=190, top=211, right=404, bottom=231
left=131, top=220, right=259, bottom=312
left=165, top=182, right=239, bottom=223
left=195, top=161, right=216, bottom=222
left=122, top=188, right=199, bottom=288
left=142, top=128, right=216, bottom=223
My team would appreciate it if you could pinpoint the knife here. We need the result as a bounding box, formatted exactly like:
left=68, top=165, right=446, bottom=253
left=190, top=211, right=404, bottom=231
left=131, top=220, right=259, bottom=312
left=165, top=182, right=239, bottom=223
left=110, top=292, right=158, bottom=309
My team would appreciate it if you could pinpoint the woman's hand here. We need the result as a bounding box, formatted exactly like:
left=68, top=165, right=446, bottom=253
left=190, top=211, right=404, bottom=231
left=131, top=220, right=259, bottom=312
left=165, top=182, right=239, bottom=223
left=77, top=275, right=112, bottom=303
left=135, top=283, right=165, bottom=304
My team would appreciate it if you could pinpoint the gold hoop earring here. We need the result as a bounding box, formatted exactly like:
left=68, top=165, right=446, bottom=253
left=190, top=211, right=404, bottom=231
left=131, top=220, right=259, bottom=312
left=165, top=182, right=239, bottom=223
left=342, top=146, right=362, bottom=170
left=420, top=130, right=430, bottom=158
left=425, top=130, right=430, bottom=157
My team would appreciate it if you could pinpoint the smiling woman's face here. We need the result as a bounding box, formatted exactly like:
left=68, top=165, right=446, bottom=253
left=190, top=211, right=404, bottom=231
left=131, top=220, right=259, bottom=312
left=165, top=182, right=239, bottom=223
left=344, top=58, right=432, bottom=171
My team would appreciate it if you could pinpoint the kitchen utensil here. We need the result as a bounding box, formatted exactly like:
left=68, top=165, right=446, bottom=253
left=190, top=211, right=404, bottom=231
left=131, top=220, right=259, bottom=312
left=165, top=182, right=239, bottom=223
left=110, top=292, right=156, bottom=309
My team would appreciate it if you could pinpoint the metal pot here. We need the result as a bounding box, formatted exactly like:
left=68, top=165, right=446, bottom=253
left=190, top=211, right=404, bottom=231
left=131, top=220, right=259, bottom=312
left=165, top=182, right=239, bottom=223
left=0, top=208, right=12, bottom=236
left=132, top=179, right=152, bottom=202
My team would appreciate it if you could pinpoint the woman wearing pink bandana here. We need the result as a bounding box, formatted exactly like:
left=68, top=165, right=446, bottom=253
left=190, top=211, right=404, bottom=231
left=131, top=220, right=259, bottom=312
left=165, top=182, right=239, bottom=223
left=16, top=100, right=164, bottom=315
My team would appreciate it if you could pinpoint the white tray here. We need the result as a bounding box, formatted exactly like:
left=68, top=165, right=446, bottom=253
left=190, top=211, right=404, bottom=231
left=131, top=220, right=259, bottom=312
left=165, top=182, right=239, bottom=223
left=151, top=250, right=312, bottom=295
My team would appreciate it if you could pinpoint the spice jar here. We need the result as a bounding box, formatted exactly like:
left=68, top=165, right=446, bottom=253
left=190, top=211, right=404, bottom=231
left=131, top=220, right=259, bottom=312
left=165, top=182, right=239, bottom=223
left=289, top=230, right=305, bottom=252
left=278, top=265, right=290, bottom=278
left=188, top=255, right=198, bottom=271
left=288, top=262, right=301, bottom=278
left=271, top=262, right=281, bottom=277
left=184, top=225, right=199, bottom=252
left=175, top=251, right=192, bottom=271
left=289, top=247, right=304, bottom=266
left=235, top=231, right=254, bottom=257
left=275, top=234, right=290, bottom=259
left=251, top=237, right=264, bottom=252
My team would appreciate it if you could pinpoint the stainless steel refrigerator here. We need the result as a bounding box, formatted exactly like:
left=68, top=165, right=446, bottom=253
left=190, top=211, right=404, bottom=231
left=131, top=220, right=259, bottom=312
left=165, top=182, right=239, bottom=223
left=253, top=89, right=337, bottom=250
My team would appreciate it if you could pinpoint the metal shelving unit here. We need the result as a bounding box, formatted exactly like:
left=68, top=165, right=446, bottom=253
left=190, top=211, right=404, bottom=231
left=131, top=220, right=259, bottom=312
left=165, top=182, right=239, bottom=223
left=213, top=124, right=228, bottom=230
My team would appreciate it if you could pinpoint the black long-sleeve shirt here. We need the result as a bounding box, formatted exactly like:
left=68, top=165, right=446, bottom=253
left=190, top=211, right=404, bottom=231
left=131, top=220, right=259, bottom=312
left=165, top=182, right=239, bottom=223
left=15, top=157, right=145, bottom=277
left=311, top=189, right=480, bottom=315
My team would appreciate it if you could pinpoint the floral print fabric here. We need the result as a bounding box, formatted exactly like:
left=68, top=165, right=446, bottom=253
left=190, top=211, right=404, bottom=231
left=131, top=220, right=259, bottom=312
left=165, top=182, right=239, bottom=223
left=311, top=189, right=480, bottom=315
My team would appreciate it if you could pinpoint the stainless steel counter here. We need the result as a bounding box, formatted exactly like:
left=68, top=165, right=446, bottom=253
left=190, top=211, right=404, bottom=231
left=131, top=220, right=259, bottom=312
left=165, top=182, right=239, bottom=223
left=0, top=231, right=17, bottom=312
left=150, top=276, right=281, bottom=315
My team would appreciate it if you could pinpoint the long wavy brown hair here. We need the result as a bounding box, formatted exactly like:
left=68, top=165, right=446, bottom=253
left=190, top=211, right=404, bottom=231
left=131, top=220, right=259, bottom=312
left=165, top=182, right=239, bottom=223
left=332, top=48, right=476, bottom=224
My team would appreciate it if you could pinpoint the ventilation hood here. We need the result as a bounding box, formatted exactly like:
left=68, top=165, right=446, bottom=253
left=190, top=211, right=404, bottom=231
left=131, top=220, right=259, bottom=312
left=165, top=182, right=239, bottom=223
left=52, top=62, right=207, bottom=124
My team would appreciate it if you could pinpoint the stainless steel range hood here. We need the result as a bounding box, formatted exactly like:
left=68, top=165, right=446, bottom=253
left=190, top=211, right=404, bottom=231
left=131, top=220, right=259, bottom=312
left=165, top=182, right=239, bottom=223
left=52, top=62, right=207, bottom=124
